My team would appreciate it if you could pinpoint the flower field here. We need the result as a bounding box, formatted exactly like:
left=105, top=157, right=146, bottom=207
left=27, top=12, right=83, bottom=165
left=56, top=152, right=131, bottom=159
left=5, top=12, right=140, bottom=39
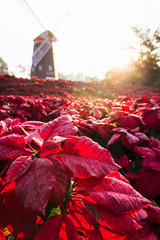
left=0, top=74, right=160, bottom=239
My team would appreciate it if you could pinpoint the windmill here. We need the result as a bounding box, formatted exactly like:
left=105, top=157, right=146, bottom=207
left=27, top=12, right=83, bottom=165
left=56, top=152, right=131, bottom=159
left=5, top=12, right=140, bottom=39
left=19, top=0, right=69, bottom=80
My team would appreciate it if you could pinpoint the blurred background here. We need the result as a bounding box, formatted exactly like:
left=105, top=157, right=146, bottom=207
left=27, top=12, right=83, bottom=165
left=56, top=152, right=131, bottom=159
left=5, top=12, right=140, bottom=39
left=0, top=0, right=160, bottom=87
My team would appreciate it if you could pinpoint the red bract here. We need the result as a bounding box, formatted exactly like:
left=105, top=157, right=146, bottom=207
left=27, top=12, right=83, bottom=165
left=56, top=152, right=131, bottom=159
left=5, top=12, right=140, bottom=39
left=39, top=115, right=78, bottom=141
left=0, top=185, right=37, bottom=240
left=133, top=146, right=160, bottom=171
left=15, top=158, right=55, bottom=214
left=0, top=93, right=160, bottom=239
left=135, top=168, right=160, bottom=198
left=57, top=136, right=120, bottom=178
left=138, top=107, right=160, bottom=129
left=0, top=134, right=30, bottom=160
left=0, top=230, right=5, bottom=240
left=33, top=214, right=79, bottom=240
left=83, top=176, right=151, bottom=214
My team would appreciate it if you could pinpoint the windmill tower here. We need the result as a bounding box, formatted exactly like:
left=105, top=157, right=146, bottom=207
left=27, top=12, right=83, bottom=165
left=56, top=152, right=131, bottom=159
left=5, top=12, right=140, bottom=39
left=20, top=0, right=69, bottom=80
left=31, top=30, right=57, bottom=79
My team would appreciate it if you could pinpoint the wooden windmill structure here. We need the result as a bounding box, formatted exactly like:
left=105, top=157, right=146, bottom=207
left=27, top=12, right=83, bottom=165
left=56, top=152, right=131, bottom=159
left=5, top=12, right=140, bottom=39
left=31, top=30, right=57, bottom=79
left=20, top=0, right=69, bottom=80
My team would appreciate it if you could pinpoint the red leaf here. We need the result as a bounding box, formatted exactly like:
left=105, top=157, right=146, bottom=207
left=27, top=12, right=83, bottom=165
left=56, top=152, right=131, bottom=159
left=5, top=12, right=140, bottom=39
left=134, top=146, right=160, bottom=171
left=86, top=230, right=103, bottom=240
left=96, top=205, right=139, bottom=235
left=145, top=205, right=160, bottom=225
left=0, top=230, right=5, bottom=240
left=15, top=158, right=55, bottom=214
left=0, top=188, right=37, bottom=240
left=0, top=120, right=8, bottom=136
left=135, top=169, right=160, bottom=198
left=49, top=159, right=69, bottom=206
left=0, top=134, right=29, bottom=160
left=143, top=111, right=159, bottom=129
left=85, top=176, right=151, bottom=214
left=7, top=156, right=33, bottom=184
left=39, top=115, right=78, bottom=141
left=22, top=121, right=44, bottom=131
left=113, top=154, right=131, bottom=170
left=137, top=220, right=158, bottom=239
left=33, top=215, right=78, bottom=240
left=107, top=134, right=121, bottom=146
left=134, top=132, right=149, bottom=141
left=58, top=136, right=120, bottom=178
left=40, top=141, right=61, bottom=158
left=68, top=200, right=96, bottom=232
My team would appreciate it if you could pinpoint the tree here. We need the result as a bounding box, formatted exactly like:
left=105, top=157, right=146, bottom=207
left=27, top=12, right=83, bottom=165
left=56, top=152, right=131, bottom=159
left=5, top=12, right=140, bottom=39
left=0, top=56, right=8, bottom=75
left=130, top=26, right=160, bottom=86
left=16, top=64, right=30, bottom=78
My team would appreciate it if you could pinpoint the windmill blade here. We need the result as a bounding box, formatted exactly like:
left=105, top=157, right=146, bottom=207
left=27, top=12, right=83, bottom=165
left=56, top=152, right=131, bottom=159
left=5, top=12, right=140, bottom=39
left=50, top=7, right=70, bottom=33
left=18, top=0, right=46, bottom=31
left=32, top=38, right=51, bottom=67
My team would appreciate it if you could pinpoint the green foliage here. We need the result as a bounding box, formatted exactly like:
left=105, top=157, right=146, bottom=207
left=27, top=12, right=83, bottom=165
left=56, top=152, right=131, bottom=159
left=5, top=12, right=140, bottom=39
left=130, top=26, right=160, bottom=87
left=0, top=56, right=8, bottom=74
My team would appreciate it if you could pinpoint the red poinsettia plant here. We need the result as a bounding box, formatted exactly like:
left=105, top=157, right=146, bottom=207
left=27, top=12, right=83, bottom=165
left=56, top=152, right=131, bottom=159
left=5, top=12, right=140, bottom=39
left=0, top=113, right=160, bottom=240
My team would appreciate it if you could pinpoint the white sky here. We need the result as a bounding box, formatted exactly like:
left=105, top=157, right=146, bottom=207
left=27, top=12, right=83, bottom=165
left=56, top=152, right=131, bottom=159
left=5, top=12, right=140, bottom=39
left=0, top=0, right=160, bottom=78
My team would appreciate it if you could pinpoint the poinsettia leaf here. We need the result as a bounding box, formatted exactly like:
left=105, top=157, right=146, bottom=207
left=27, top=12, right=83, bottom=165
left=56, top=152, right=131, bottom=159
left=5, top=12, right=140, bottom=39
left=143, top=111, right=159, bottom=129
left=15, top=158, right=55, bottom=214
left=24, top=130, right=38, bottom=145
left=65, top=216, right=79, bottom=240
left=57, top=136, right=120, bottom=178
left=7, top=156, right=33, bottom=184
left=107, top=134, right=121, bottom=146
left=0, top=134, right=29, bottom=161
left=113, top=154, right=131, bottom=170
left=0, top=120, right=8, bottom=136
left=96, top=205, right=139, bottom=235
left=124, top=132, right=139, bottom=145
left=0, top=187, right=37, bottom=240
left=22, top=121, right=44, bottom=131
left=145, top=205, right=160, bottom=225
left=33, top=214, right=79, bottom=240
left=135, top=168, right=160, bottom=198
left=11, top=125, right=28, bottom=136
left=40, top=141, right=61, bottom=158
left=137, top=220, right=159, bottom=239
left=68, top=200, right=96, bottom=232
left=134, top=132, right=149, bottom=141
left=49, top=159, right=69, bottom=206
left=0, top=229, right=5, bottom=240
left=39, top=115, right=78, bottom=141
left=85, top=176, right=151, bottom=214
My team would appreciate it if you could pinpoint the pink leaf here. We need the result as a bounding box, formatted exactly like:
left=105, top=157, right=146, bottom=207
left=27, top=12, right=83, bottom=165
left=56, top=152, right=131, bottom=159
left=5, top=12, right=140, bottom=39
left=15, top=158, right=55, bottom=214
left=7, top=156, right=33, bottom=184
left=58, top=136, right=120, bottom=178
left=39, top=115, right=78, bottom=141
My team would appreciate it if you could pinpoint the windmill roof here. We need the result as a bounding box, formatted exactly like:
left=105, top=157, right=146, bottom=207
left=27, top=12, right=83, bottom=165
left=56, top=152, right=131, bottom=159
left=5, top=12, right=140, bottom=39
left=34, top=30, right=57, bottom=42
